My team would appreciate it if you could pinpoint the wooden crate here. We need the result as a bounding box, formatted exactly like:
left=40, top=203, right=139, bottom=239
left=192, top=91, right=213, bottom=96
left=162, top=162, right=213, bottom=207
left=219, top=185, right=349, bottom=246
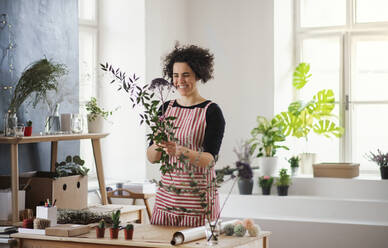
left=313, top=163, right=360, bottom=178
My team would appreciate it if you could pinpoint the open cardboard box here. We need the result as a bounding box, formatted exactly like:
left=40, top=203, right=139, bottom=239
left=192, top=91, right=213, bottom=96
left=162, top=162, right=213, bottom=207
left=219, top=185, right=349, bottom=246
left=313, top=163, right=360, bottom=178
left=0, top=171, right=87, bottom=212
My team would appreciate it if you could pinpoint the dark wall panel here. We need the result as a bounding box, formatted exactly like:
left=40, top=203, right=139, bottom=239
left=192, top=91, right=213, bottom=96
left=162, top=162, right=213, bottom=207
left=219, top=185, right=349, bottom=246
left=0, top=0, right=79, bottom=174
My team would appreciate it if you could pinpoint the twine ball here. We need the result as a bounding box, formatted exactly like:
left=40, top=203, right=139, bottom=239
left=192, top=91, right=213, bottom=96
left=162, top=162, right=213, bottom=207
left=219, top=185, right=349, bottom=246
left=223, top=224, right=235, bottom=236
left=248, top=224, right=261, bottom=237
left=234, top=224, right=246, bottom=237
left=242, top=218, right=255, bottom=230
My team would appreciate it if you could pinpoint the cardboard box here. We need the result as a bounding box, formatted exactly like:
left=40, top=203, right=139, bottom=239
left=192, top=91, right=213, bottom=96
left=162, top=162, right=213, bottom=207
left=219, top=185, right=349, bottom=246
left=313, top=163, right=360, bottom=178
left=45, top=224, right=90, bottom=237
left=0, top=171, right=88, bottom=211
left=0, top=189, right=25, bottom=221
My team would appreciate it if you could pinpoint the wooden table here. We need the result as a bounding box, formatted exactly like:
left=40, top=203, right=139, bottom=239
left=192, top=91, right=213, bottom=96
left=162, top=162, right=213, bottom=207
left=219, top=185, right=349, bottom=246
left=0, top=133, right=109, bottom=223
left=11, top=224, right=271, bottom=248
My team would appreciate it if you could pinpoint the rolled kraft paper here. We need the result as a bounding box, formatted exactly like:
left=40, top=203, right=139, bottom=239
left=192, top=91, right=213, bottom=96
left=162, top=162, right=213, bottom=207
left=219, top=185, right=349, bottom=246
left=170, top=219, right=238, bottom=245
left=60, top=113, right=71, bottom=132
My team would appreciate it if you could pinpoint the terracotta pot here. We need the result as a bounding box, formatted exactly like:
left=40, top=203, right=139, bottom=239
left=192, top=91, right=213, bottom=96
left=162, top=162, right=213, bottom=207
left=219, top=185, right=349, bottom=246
left=95, top=227, right=105, bottom=238
left=24, top=126, right=32, bottom=136
left=110, top=228, right=119, bottom=239
left=124, top=229, right=134, bottom=240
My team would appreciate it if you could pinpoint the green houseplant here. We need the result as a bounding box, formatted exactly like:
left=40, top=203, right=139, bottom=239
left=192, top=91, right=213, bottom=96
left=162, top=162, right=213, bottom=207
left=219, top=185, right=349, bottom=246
left=123, top=223, right=134, bottom=240
left=276, top=169, right=291, bottom=196
left=250, top=116, right=288, bottom=176
left=109, top=210, right=120, bottom=239
left=288, top=155, right=300, bottom=176
left=85, top=97, right=117, bottom=133
left=275, top=62, right=344, bottom=174
left=4, top=58, right=67, bottom=136
left=55, top=155, right=89, bottom=177
left=366, top=149, right=388, bottom=179
left=258, top=176, right=274, bottom=195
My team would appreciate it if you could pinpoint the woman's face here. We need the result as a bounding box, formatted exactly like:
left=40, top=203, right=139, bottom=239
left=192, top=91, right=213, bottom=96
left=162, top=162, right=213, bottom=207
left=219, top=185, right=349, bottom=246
left=172, top=62, right=198, bottom=97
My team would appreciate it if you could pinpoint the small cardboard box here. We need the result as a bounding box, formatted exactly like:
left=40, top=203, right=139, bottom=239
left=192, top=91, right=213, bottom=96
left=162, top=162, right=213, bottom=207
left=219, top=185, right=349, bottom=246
left=313, top=163, right=360, bottom=178
left=0, top=171, right=87, bottom=211
left=0, top=189, right=25, bottom=221
left=45, top=224, right=90, bottom=237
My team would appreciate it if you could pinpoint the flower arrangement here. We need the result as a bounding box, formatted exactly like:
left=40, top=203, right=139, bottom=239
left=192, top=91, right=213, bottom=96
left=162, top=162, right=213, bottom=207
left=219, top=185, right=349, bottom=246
left=366, top=149, right=388, bottom=167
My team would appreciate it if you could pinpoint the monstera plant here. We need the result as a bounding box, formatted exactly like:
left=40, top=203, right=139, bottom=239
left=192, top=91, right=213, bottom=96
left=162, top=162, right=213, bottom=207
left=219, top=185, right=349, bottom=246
left=275, top=62, right=344, bottom=140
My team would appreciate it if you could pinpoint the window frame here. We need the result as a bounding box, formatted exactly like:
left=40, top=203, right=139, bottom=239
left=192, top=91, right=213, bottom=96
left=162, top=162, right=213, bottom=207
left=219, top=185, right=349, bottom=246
left=294, top=0, right=388, bottom=174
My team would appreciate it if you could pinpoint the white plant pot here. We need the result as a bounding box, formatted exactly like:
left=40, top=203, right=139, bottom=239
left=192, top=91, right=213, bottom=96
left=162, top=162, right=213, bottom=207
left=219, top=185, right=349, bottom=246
left=87, top=115, right=104, bottom=133
left=258, top=157, right=278, bottom=176
left=299, top=153, right=317, bottom=175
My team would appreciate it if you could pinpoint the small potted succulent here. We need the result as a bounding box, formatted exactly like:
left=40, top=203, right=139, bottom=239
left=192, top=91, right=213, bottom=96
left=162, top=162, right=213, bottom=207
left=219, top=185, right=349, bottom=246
left=366, top=149, right=388, bottom=179
left=24, top=120, right=33, bottom=136
left=259, top=175, right=274, bottom=195
left=288, top=156, right=300, bottom=176
left=96, top=219, right=105, bottom=238
left=276, top=169, right=291, bottom=196
left=109, top=210, right=121, bottom=239
left=123, top=223, right=134, bottom=240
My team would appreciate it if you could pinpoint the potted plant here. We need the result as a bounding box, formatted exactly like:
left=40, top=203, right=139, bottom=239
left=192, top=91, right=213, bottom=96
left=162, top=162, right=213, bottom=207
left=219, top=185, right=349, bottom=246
left=276, top=169, right=291, bottom=196
left=110, top=210, right=120, bottom=239
left=24, top=120, right=33, bottom=136
left=85, top=97, right=117, bottom=133
left=366, top=149, right=388, bottom=179
left=275, top=62, right=344, bottom=174
left=95, top=219, right=105, bottom=238
left=288, top=156, right=300, bottom=176
left=259, top=176, right=274, bottom=195
left=4, top=58, right=67, bottom=136
left=123, top=223, right=134, bottom=240
left=55, top=155, right=89, bottom=177
left=233, top=140, right=257, bottom=195
left=250, top=116, right=288, bottom=176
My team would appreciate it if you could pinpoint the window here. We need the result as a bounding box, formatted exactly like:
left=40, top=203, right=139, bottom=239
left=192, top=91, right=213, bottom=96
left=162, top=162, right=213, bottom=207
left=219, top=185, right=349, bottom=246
left=79, top=0, right=98, bottom=175
left=295, top=0, right=388, bottom=173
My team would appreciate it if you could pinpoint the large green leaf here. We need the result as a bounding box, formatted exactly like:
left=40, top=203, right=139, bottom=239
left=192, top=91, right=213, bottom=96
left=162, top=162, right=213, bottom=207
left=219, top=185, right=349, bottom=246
left=313, top=119, right=344, bottom=138
left=311, top=89, right=335, bottom=117
left=293, top=62, right=312, bottom=89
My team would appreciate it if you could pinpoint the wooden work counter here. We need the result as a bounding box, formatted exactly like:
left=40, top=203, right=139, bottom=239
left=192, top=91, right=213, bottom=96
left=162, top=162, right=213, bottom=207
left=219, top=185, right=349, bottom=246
left=11, top=224, right=271, bottom=248
left=0, top=133, right=109, bottom=223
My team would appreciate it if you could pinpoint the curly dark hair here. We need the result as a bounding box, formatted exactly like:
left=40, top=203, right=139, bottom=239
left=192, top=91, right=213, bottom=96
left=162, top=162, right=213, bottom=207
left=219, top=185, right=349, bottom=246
left=162, top=43, right=214, bottom=83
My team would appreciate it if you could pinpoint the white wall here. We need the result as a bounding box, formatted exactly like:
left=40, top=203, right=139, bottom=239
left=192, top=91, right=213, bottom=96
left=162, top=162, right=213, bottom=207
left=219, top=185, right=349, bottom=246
left=145, top=0, right=189, bottom=180
left=98, top=0, right=146, bottom=181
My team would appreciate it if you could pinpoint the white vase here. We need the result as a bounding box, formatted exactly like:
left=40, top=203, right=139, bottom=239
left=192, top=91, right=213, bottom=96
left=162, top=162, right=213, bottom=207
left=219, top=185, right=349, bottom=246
left=258, top=157, right=278, bottom=176
left=87, top=115, right=104, bottom=133
left=299, top=153, right=317, bottom=175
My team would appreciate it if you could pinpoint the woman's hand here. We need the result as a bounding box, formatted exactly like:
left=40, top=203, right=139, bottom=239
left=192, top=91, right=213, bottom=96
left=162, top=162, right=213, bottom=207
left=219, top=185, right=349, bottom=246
left=159, top=141, right=188, bottom=158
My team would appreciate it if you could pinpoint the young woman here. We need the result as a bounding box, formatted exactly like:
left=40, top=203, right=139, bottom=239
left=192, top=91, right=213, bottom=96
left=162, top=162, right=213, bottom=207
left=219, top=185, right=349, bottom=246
left=147, top=44, right=225, bottom=227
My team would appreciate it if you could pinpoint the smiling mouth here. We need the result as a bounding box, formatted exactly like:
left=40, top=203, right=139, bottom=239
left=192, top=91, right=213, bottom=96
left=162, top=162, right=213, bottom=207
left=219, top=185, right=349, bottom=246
left=177, top=85, right=188, bottom=89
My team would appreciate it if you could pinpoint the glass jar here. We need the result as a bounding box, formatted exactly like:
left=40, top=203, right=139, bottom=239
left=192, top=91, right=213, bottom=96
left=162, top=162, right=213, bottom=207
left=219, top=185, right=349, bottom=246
left=4, top=111, right=17, bottom=136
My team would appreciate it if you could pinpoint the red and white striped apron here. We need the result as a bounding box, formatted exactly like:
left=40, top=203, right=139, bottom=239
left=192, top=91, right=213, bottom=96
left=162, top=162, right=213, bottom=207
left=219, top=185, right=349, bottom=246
left=150, top=100, right=220, bottom=227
